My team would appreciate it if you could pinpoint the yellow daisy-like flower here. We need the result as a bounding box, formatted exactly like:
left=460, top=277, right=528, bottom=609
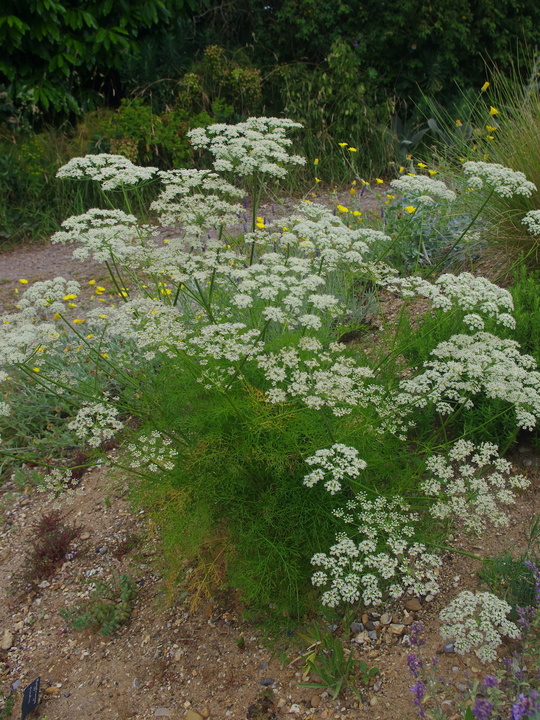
left=100, top=353, right=110, bottom=359
left=375, top=178, right=384, bottom=184
left=32, top=367, right=40, bottom=372
left=352, top=211, right=362, bottom=216
left=428, top=169, right=438, bottom=176
left=68, top=302, right=77, bottom=308
left=407, top=173, right=416, bottom=177
left=455, top=119, right=462, bottom=127
left=386, top=194, right=395, bottom=199
left=486, top=135, right=494, bottom=140
left=160, top=288, right=172, bottom=295
left=486, top=125, right=497, bottom=132
left=73, top=318, right=85, bottom=324
left=417, top=163, right=427, bottom=168
left=489, top=106, right=499, bottom=115
left=163, top=238, right=170, bottom=243
left=348, top=147, right=358, bottom=152
left=404, top=206, right=417, bottom=214
left=88, top=279, right=96, bottom=285
left=361, top=179, right=370, bottom=186
left=315, top=177, right=321, bottom=183
left=336, top=204, right=349, bottom=213
left=398, top=166, right=405, bottom=173
left=63, top=294, right=77, bottom=300
left=481, top=81, right=490, bottom=91
left=406, top=154, right=412, bottom=160
left=314, top=158, right=319, bottom=165
left=19, top=279, right=28, bottom=284
left=99, top=314, right=107, bottom=319
left=86, top=334, right=95, bottom=339
left=53, top=313, right=60, bottom=320
left=350, top=187, right=356, bottom=195
left=338, top=142, right=348, bottom=148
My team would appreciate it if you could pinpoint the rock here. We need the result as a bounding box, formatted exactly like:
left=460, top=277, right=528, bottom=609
left=1, top=630, right=13, bottom=650
left=402, top=613, right=414, bottom=625
left=425, top=594, right=435, bottom=602
left=260, top=678, right=274, bottom=686
left=373, top=680, right=382, bottom=692
left=11, top=680, right=20, bottom=691
left=350, top=622, right=364, bottom=634
left=441, top=641, right=455, bottom=654
left=367, top=631, right=377, bottom=642
left=132, top=678, right=140, bottom=689
left=370, top=696, right=378, bottom=706
left=80, top=532, right=91, bottom=540
left=185, top=711, right=204, bottom=720
left=200, top=709, right=210, bottom=719
left=364, top=620, right=375, bottom=631
left=44, top=686, right=60, bottom=695
left=13, top=622, right=24, bottom=632
left=154, top=710, right=172, bottom=718
left=380, top=614, right=392, bottom=626
left=353, top=631, right=369, bottom=644
left=404, top=598, right=422, bottom=612
left=389, top=623, right=405, bottom=635
left=288, top=704, right=301, bottom=714
left=38, top=580, right=50, bottom=589
left=361, top=613, right=369, bottom=625
left=310, top=695, right=321, bottom=708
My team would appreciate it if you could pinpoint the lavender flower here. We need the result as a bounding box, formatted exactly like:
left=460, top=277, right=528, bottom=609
left=525, top=561, right=540, bottom=604
left=510, top=691, right=540, bottom=720
left=407, top=653, right=423, bottom=677
left=410, top=681, right=426, bottom=718
left=472, top=698, right=493, bottom=719
left=483, top=675, right=499, bottom=688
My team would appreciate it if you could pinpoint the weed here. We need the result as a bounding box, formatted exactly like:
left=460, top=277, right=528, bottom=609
left=0, top=691, right=14, bottom=718
left=296, top=623, right=378, bottom=700
left=22, top=510, right=82, bottom=586
left=61, top=573, right=136, bottom=636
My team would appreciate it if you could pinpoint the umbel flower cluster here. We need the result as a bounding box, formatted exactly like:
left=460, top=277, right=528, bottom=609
left=1, top=117, right=539, bottom=660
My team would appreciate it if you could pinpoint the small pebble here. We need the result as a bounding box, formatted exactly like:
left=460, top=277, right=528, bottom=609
left=441, top=641, right=455, bottom=653
left=260, top=678, right=274, bottom=686
left=289, top=704, right=301, bottom=714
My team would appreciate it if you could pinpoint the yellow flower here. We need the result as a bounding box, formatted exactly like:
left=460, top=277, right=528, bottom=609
left=349, top=187, right=356, bottom=195
left=163, top=238, right=170, bottom=243
left=315, top=177, right=321, bottom=183
left=99, top=314, right=107, bottom=319
left=417, top=162, right=427, bottom=168
left=314, top=158, right=319, bottom=165
left=489, top=106, right=499, bottom=115
left=19, top=278, right=28, bottom=284
left=32, top=367, right=40, bottom=373
left=88, top=279, right=96, bottom=285
left=338, top=142, right=348, bottom=148
left=455, top=119, right=462, bottom=127
left=486, top=125, right=497, bottom=132
left=68, top=302, right=77, bottom=308
left=73, top=318, right=85, bottom=324
left=348, top=147, right=358, bottom=152
left=336, top=204, right=349, bottom=213
left=160, top=288, right=172, bottom=295
left=386, top=193, right=395, bottom=199
left=86, top=334, right=95, bottom=339
left=481, top=81, right=490, bottom=92
left=398, top=166, right=405, bottom=173
left=63, top=294, right=77, bottom=300
left=375, top=178, right=384, bottom=184
left=406, top=154, right=412, bottom=160
left=352, top=210, right=362, bottom=216
left=53, top=313, right=60, bottom=320
left=282, top=226, right=289, bottom=232
left=95, top=286, right=106, bottom=293
left=486, top=135, right=494, bottom=140
left=361, top=179, right=370, bottom=186
left=407, top=173, right=416, bottom=177
left=404, top=206, right=417, bottom=214
left=100, top=353, right=110, bottom=359
left=428, top=169, right=438, bottom=176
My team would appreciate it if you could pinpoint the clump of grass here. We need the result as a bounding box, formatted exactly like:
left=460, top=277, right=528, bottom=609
left=61, top=573, right=136, bottom=636
left=22, top=510, right=82, bottom=586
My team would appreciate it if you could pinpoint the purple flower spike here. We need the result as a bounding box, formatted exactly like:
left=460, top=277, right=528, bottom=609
left=472, top=698, right=493, bottom=720
left=407, top=653, right=423, bottom=677
left=483, top=674, right=498, bottom=688
left=410, top=681, right=426, bottom=718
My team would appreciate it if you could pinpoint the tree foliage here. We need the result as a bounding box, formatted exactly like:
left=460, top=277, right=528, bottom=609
left=0, top=0, right=203, bottom=116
